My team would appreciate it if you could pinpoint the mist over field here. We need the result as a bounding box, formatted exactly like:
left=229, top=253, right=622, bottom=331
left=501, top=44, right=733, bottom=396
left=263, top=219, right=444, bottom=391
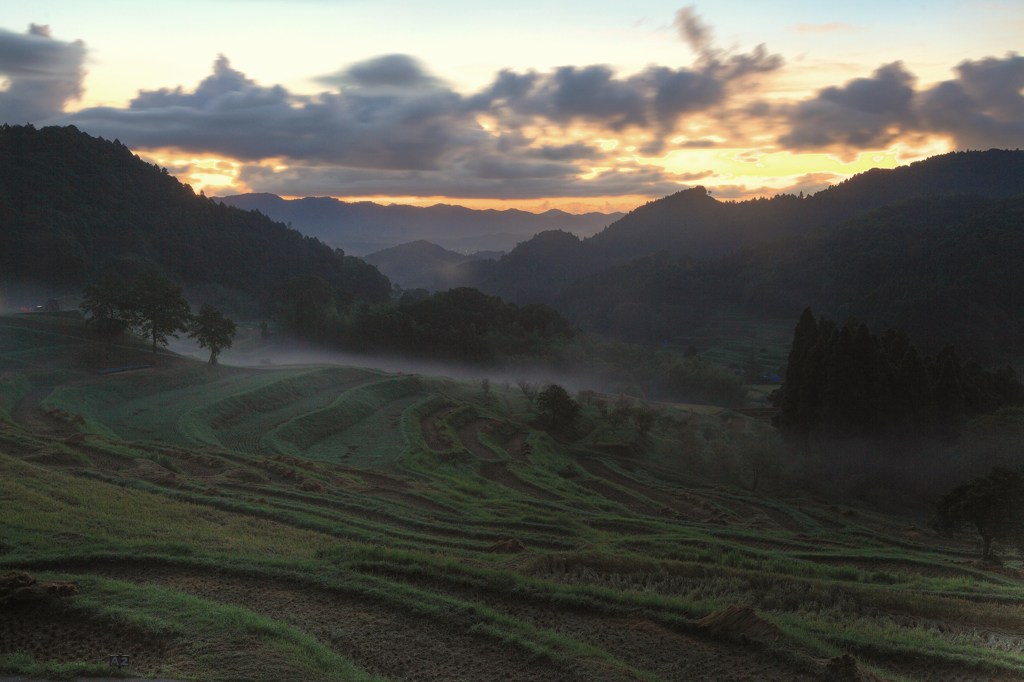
left=169, top=334, right=614, bottom=399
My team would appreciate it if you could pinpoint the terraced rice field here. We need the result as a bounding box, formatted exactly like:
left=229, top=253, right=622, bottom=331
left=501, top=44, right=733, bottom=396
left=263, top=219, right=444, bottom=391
left=2, top=313, right=1023, bottom=681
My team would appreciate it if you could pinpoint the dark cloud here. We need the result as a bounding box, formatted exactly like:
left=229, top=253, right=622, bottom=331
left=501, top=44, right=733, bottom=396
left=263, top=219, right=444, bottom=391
left=915, top=53, right=1024, bottom=149
left=40, top=5, right=788, bottom=200
left=37, top=5, right=1023, bottom=204
left=673, top=138, right=721, bottom=149
left=67, top=55, right=480, bottom=170
left=0, top=24, right=85, bottom=123
left=61, top=8, right=782, bottom=192
left=531, top=142, right=603, bottom=161
left=640, top=66, right=721, bottom=124
left=463, top=155, right=575, bottom=180
left=318, top=54, right=440, bottom=89
left=238, top=159, right=691, bottom=200
left=130, top=55, right=289, bottom=110
left=470, top=5, right=781, bottom=146
left=476, top=52, right=781, bottom=146
left=778, top=62, right=916, bottom=149
left=479, top=64, right=647, bottom=131
left=776, top=54, right=1024, bottom=151
left=674, top=5, right=713, bottom=55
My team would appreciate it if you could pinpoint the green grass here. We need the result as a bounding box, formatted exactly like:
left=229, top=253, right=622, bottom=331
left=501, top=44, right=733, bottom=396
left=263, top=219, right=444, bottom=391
left=60, top=575, right=385, bottom=682
left=3, top=312, right=1024, bottom=682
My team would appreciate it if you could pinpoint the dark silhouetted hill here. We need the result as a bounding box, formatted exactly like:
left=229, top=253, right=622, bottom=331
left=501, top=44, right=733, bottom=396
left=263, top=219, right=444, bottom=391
left=558, top=193, right=1024, bottom=362
left=214, top=193, right=623, bottom=255
left=0, top=125, right=391, bottom=313
left=364, top=240, right=494, bottom=291
left=462, top=150, right=1024, bottom=312
left=588, top=150, right=1024, bottom=265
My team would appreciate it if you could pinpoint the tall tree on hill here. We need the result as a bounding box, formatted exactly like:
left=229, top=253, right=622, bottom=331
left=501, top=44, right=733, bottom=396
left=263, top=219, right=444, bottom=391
left=189, top=304, right=236, bottom=365
left=935, top=468, right=1024, bottom=561
left=777, top=308, right=822, bottom=446
left=80, top=272, right=136, bottom=338
left=132, top=272, right=193, bottom=354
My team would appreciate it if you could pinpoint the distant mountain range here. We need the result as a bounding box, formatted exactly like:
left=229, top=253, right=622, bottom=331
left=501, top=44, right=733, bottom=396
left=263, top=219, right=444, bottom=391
left=455, top=149, right=1024, bottom=301
left=213, top=193, right=623, bottom=256
left=3, top=124, right=1021, bottom=365
left=442, top=149, right=1024, bottom=362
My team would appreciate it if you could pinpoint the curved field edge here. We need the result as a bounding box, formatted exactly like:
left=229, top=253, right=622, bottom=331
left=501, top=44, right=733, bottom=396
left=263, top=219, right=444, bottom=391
left=3, top=314, right=1024, bottom=681
left=2, top=572, right=384, bottom=682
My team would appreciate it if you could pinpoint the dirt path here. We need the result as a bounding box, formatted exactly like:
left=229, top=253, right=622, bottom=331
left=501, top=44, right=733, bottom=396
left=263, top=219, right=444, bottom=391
left=420, top=406, right=455, bottom=452
left=573, top=475, right=665, bottom=516
left=577, top=459, right=709, bottom=521
left=479, top=461, right=561, bottom=501
left=77, top=562, right=605, bottom=682
left=0, top=601, right=184, bottom=679
left=505, top=431, right=529, bottom=461
left=457, top=418, right=502, bottom=461
left=11, top=385, right=77, bottom=438
left=364, top=565, right=822, bottom=682
left=31, top=558, right=828, bottom=682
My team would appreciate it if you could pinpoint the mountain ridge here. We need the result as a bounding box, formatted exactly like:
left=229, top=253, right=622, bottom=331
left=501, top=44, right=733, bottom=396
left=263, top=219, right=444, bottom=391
left=214, top=192, right=624, bottom=255
left=0, top=124, right=391, bottom=314
left=456, top=149, right=1024, bottom=305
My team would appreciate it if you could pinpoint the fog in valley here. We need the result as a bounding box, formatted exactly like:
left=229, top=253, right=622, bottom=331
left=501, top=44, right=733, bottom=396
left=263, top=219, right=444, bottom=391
left=167, top=333, right=613, bottom=399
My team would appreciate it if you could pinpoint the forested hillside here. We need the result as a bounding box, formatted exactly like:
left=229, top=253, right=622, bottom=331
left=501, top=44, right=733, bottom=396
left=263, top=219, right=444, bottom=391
left=0, top=125, right=390, bottom=313
left=454, top=151, right=1024, bottom=363
left=460, top=150, right=1024, bottom=296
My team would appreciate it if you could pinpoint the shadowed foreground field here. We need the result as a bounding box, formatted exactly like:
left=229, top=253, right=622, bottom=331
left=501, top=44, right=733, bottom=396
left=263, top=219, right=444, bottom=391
left=1, top=313, right=1022, bottom=681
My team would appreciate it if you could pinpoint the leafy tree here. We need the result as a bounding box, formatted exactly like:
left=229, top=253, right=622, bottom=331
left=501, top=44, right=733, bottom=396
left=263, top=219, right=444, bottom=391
left=189, top=304, right=237, bottom=365
left=80, top=272, right=136, bottom=338
left=935, top=468, right=1024, bottom=561
left=132, top=272, right=193, bottom=354
left=535, top=384, right=581, bottom=436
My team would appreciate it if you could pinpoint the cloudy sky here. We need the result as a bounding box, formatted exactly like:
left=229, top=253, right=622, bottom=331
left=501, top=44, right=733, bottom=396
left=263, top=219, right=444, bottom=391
left=2, top=1, right=1022, bottom=213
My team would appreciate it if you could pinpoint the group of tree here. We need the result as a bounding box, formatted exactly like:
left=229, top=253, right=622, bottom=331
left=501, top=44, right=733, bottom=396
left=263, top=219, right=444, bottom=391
left=776, top=309, right=1022, bottom=444
left=81, top=272, right=235, bottom=364
left=272, top=282, right=575, bottom=365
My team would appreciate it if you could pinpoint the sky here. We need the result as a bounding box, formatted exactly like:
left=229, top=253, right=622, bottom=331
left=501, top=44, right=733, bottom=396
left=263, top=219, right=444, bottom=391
left=2, top=0, right=1023, bottom=213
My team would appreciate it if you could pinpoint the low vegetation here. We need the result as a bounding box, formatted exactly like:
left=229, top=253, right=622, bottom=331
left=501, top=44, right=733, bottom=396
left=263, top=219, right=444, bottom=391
left=2, top=312, right=1023, bottom=681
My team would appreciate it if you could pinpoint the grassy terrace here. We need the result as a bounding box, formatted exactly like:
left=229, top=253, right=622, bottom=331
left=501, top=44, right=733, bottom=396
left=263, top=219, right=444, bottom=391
left=1, top=312, right=1022, bottom=681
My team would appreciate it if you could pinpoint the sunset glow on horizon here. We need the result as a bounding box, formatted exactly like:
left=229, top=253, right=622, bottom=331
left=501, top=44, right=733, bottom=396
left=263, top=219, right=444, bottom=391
left=2, top=1, right=1021, bottom=213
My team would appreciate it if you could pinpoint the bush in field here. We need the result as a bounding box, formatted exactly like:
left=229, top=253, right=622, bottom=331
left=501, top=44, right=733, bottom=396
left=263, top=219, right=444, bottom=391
left=535, top=384, right=580, bottom=437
